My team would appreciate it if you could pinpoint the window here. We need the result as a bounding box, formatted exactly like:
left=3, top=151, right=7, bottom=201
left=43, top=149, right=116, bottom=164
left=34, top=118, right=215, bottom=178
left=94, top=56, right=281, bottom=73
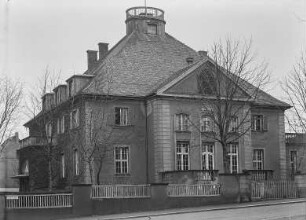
left=176, top=141, right=189, bottom=171
left=290, top=150, right=297, bottom=174
left=202, top=142, right=214, bottom=170
left=45, top=121, right=52, bottom=139
left=56, top=90, right=61, bottom=105
left=61, top=115, right=65, bottom=133
left=115, top=107, right=128, bottom=126
left=61, top=154, right=65, bottom=178
left=253, top=149, right=264, bottom=170
left=57, top=118, right=60, bottom=134
left=73, top=149, right=79, bottom=175
left=68, top=80, right=73, bottom=97
left=200, top=116, right=213, bottom=132
left=176, top=113, right=189, bottom=131
left=70, top=109, right=79, bottom=129
left=115, top=146, right=129, bottom=174
left=147, top=23, right=157, bottom=35
left=228, top=143, right=239, bottom=173
left=251, top=115, right=268, bottom=131
left=229, top=116, right=238, bottom=132
left=21, top=160, right=29, bottom=175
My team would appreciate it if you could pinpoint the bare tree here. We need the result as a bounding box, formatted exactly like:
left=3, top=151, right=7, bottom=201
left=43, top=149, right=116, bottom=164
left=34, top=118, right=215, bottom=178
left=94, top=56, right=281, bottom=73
left=194, top=38, right=269, bottom=173
left=283, top=51, right=306, bottom=132
left=25, top=67, right=62, bottom=191
left=0, top=77, right=22, bottom=154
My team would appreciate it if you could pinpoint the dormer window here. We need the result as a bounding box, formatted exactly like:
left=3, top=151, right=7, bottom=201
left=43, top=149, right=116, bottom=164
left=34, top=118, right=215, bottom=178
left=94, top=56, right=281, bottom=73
left=147, top=23, right=157, bottom=35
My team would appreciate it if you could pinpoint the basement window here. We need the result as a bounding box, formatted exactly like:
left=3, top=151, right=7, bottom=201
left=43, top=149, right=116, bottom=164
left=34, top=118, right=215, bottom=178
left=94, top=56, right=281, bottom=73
left=147, top=23, right=157, bottom=35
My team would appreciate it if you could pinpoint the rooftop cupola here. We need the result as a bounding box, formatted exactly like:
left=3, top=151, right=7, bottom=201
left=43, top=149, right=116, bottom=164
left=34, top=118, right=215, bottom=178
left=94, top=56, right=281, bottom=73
left=125, top=7, right=166, bottom=36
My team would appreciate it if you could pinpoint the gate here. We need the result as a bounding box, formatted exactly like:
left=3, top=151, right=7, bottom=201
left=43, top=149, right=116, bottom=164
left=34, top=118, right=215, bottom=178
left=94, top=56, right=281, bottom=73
left=251, top=180, right=298, bottom=200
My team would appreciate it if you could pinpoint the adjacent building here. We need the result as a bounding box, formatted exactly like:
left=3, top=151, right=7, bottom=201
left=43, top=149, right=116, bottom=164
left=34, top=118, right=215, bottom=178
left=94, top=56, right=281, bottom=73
left=18, top=6, right=290, bottom=191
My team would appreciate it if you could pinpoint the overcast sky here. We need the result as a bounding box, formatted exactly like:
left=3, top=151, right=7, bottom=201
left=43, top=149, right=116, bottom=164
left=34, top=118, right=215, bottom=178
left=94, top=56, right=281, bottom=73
left=0, top=0, right=305, bottom=136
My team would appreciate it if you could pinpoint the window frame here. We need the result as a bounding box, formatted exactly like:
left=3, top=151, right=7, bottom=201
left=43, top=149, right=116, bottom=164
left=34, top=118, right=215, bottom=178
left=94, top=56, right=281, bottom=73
left=251, top=115, right=268, bottom=132
left=229, top=116, right=239, bottom=132
left=228, top=143, right=239, bottom=174
left=176, top=141, right=190, bottom=171
left=176, top=113, right=189, bottom=131
left=61, top=153, right=65, bottom=178
left=201, top=142, right=215, bottom=170
left=115, top=107, right=129, bottom=126
left=290, top=150, right=298, bottom=174
left=147, top=23, right=158, bottom=35
left=200, top=115, right=214, bottom=132
left=114, top=146, right=130, bottom=175
left=70, top=109, right=80, bottom=129
left=253, top=149, right=264, bottom=170
left=61, top=115, right=65, bottom=133
left=73, top=149, right=79, bottom=176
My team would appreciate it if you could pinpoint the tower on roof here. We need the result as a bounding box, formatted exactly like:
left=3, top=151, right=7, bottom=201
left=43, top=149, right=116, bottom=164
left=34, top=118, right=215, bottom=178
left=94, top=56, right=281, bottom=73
left=125, top=7, right=166, bottom=36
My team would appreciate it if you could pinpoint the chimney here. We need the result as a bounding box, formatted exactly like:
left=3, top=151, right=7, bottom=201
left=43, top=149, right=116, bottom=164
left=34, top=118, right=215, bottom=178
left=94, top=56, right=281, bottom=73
left=87, top=50, right=98, bottom=70
left=186, top=57, right=194, bottom=65
left=198, top=50, right=208, bottom=58
left=98, top=43, right=109, bottom=60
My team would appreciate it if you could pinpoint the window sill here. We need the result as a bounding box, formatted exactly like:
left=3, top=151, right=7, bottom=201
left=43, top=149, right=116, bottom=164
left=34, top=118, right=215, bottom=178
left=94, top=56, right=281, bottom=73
left=175, top=130, right=191, bottom=133
left=112, top=124, right=134, bottom=128
left=251, top=130, right=268, bottom=133
left=114, top=173, right=130, bottom=177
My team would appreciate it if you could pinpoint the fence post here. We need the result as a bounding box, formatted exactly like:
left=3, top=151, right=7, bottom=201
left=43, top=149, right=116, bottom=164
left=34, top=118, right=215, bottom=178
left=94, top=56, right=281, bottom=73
left=72, top=184, right=93, bottom=216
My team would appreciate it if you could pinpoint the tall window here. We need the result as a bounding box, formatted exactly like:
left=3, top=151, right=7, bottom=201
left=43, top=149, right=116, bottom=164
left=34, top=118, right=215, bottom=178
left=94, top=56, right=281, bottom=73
left=61, top=154, right=65, bottom=178
left=115, top=146, right=129, bottom=174
left=228, top=143, right=239, bottom=173
left=45, top=121, right=52, bottom=140
left=251, top=115, right=268, bottom=131
left=61, top=115, right=65, bottom=133
left=176, top=113, right=189, bottom=131
left=202, top=142, right=214, bottom=170
left=115, top=107, right=128, bottom=126
left=200, top=116, right=213, bottom=132
left=74, top=149, right=79, bottom=176
left=70, top=109, right=79, bottom=129
left=176, top=141, right=189, bottom=171
left=229, top=116, right=238, bottom=132
left=253, top=149, right=264, bottom=170
left=290, top=150, right=297, bottom=174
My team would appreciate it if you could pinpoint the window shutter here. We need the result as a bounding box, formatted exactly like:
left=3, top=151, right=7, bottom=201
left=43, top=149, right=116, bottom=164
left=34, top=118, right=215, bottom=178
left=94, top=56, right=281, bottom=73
left=174, top=114, right=178, bottom=131
left=263, top=115, right=268, bottom=131
left=115, top=108, right=120, bottom=125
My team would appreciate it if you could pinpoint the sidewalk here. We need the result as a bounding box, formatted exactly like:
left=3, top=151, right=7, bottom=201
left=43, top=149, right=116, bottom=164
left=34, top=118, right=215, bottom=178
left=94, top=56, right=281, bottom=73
left=59, top=198, right=306, bottom=220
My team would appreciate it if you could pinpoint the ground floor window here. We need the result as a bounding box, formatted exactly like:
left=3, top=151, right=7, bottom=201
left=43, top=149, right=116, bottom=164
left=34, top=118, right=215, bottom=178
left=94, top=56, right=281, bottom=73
left=176, top=141, right=189, bottom=171
left=202, top=142, right=214, bottom=170
left=61, top=154, right=65, bottom=178
left=73, top=149, right=79, bottom=176
left=115, top=146, right=129, bottom=174
left=228, top=143, right=239, bottom=173
left=253, top=149, right=264, bottom=170
left=290, top=150, right=297, bottom=174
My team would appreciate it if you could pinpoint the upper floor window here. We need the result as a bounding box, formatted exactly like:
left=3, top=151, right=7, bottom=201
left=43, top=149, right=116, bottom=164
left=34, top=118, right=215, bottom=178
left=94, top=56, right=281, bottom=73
left=251, top=115, right=268, bottom=131
left=253, top=149, right=264, bottom=170
left=228, top=143, right=239, bottom=174
left=176, top=113, right=189, bottom=131
left=176, top=141, right=189, bottom=171
left=114, top=146, right=129, bottom=174
left=229, top=116, right=238, bottom=132
left=200, top=116, right=214, bottom=132
left=61, top=115, right=65, bottom=133
left=61, top=154, right=65, bottom=178
left=68, top=80, right=73, bottom=97
left=147, top=23, right=157, bottom=35
left=70, top=109, right=80, bottom=129
left=45, top=121, right=52, bottom=138
left=202, top=142, right=214, bottom=170
left=115, top=107, right=128, bottom=126
left=73, top=149, right=79, bottom=176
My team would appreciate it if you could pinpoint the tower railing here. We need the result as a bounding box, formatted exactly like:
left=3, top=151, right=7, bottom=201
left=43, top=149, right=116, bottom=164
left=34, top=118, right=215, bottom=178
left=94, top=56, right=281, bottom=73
left=126, top=7, right=164, bottom=20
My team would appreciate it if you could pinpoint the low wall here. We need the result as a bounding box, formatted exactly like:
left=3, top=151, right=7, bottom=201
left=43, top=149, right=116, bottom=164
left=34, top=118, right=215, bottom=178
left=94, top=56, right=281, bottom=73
left=295, top=174, right=306, bottom=197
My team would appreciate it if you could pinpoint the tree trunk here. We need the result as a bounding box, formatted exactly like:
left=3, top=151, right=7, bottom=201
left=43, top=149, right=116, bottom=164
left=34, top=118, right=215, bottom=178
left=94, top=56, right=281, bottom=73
left=48, top=159, right=52, bottom=191
left=96, top=162, right=103, bottom=185
left=222, top=144, right=230, bottom=174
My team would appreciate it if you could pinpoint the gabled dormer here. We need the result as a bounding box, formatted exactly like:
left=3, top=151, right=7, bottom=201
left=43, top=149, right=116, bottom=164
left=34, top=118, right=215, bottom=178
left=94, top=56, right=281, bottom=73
left=66, top=75, right=94, bottom=98
left=53, top=84, right=67, bottom=105
left=42, top=93, right=55, bottom=112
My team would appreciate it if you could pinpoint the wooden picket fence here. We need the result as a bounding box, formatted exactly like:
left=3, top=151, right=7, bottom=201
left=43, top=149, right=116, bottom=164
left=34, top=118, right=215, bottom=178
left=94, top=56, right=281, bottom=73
left=5, top=193, right=73, bottom=209
left=91, top=184, right=151, bottom=199
left=251, top=180, right=298, bottom=200
left=167, top=183, right=221, bottom=197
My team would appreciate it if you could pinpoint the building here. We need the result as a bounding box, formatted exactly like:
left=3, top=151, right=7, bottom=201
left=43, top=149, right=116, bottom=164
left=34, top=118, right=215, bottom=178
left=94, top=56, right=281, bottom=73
left=18, top=6, right=290, bottom=191
left=0, top=133, right=19, bottom=192
left=285, top=133, right=306, bottom=177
